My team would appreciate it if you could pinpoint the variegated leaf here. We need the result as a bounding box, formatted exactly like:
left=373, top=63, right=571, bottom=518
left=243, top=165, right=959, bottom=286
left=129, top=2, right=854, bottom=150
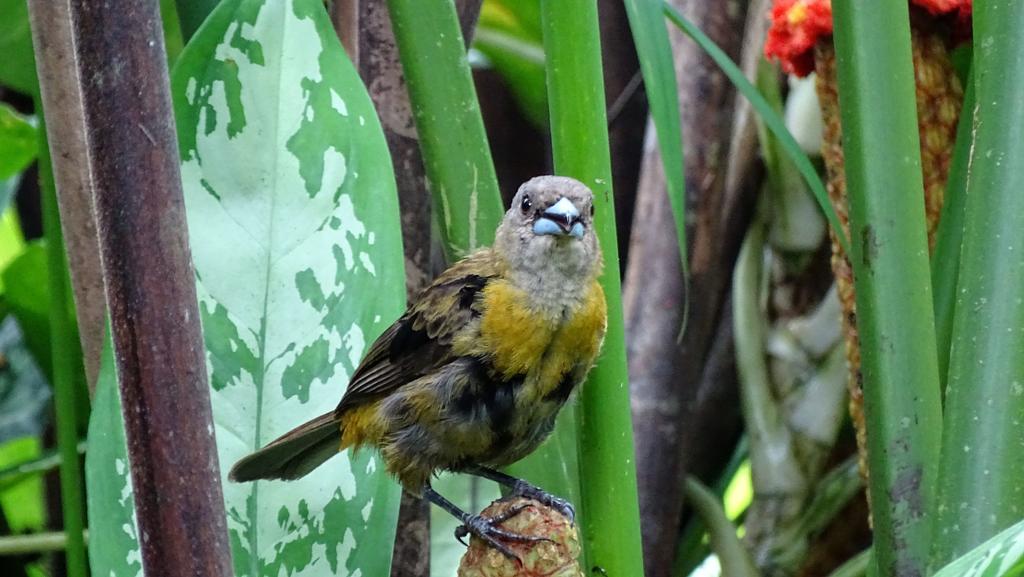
left=85, top=335, right=144, bottom=577
left=934, top=518, right=1024, bottom=577
left=85, top=1, right=406, bottom=576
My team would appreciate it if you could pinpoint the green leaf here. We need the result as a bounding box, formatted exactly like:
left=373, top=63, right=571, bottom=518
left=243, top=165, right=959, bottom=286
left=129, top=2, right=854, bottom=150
left=0, top=178, right=24, bottom=219
left=386, top=0, right=505, bottom=260
left=0, top=440, right=81, bottom=492
left=830, top=1, right=943, bottom=574
left=0, top=0, right=38, bottom=96
left=1, top=243, right=53, bottom=382
left=173, top=0, right=221, bottom=42
left=0, top=105, right=37, bottom=181
left=623, top=0, right=687, bottom=289
left=930, top=74, right=973, bottom=389
left=160, top=0, right=185, bottom=65
left=662, top=3, right=850, bottom=256
left=933, top=0, right=1024, bottom=566
left=0, top=436, right=45, bottom=533
left=474, top=0, right=547, bottom=127
left=933, top=518, right=1024, bottom=577
left=86, top=1, right=407, bottom=576
left=86, top=335, right=143, bottom=577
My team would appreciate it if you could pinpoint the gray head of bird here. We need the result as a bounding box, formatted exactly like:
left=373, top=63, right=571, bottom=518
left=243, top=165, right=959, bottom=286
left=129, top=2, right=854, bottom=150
left=494, top=175, right=603, bottom=289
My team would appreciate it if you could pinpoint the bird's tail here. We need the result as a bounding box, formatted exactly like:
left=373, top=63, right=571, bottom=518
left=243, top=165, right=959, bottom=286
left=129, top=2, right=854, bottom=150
left=228, top=411, right=341, bottom=482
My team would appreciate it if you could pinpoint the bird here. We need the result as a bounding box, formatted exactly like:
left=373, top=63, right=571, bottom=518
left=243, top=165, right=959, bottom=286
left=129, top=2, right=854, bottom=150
left=229, top=175, right=607, bottom=558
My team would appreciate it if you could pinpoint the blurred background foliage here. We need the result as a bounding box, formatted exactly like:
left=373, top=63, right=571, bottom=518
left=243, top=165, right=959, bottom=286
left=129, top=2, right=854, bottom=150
left=0, top=0, right=1021, bottom=576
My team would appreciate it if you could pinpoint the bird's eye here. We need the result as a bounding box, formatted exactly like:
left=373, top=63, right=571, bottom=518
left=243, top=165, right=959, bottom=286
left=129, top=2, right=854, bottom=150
left=520, top=194, right=532, bottom=214
left=589, top=204, right=595, bottom=217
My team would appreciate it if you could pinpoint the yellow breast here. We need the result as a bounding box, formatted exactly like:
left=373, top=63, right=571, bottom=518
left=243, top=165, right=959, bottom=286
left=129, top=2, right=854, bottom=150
left=462, top=279, right=607, bottom=392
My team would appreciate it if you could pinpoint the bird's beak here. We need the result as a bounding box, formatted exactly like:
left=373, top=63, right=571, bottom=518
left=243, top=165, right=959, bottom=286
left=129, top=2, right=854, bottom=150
left=533, top=197, right=585, bottom=239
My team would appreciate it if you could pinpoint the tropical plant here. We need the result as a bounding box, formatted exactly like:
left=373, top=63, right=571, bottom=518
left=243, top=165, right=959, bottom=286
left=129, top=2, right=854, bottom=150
left=0, top=1, right=1020, bottom=577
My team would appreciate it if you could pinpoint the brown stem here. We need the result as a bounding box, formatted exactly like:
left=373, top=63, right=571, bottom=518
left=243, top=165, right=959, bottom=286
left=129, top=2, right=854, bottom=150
left=49, top=2, right=232, bottom=575
left=331, top=0, right=360, bottom=65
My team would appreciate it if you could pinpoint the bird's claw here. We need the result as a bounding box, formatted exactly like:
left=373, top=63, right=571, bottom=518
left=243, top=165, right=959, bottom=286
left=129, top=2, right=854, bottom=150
left=510, top=481, right=576, bottom=525
left=454, top=506, right=551, bottom=562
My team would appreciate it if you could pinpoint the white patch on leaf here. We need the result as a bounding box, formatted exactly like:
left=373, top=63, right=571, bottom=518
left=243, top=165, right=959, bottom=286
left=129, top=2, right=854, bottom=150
left=330, top=90, right=348, bottom=116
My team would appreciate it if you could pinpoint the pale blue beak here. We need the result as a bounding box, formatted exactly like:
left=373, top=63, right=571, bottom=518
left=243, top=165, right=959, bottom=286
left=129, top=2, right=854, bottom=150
left=533, top=197, right=585, bottom=239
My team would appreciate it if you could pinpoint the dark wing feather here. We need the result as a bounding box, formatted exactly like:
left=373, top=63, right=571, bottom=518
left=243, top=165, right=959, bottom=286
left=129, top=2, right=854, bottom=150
left=334, top=251, right=499, bottom=414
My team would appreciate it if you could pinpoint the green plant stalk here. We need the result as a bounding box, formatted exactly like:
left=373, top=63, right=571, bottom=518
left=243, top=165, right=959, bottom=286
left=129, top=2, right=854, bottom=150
left=733, top=208, right=802, bottom=493
left=683, top=477, right=759, bottom=577
left=386, top=0, right=505, bottom=261
left=38, top=113, right=89, bottom=577
left=662, top=2, right=850, bottom=256
left=539, top=1, right=644, bottom=575
left=930, top=74, right=975, bottom=388
left=932, top=0, right=1024, bottom=567
left=173, top=0, right=219, bottom=41
left=622, top=0, right=687, bottom=277
left=830, top=2, right=943, bottom=575
left=0, top=441, right=86, bottom=492
left=672, top=437, right=749, bottom=577
left=0, top=531, right=85, bottom=556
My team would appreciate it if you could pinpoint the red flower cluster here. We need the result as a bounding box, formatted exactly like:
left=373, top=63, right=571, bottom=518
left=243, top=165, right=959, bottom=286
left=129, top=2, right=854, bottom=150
left=764, top=0, right=972, bottom=77
left=764, top=0, right=833, bottom=76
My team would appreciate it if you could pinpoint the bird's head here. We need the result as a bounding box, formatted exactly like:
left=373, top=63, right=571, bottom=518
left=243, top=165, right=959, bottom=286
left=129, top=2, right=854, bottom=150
left=494, top=176, right=602, bottom=285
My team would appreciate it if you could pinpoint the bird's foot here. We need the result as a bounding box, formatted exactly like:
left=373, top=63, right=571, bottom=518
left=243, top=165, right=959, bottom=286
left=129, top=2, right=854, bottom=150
left=454, top=503, right=551, bottom=561
left=508, top=480, right=575, bottom=524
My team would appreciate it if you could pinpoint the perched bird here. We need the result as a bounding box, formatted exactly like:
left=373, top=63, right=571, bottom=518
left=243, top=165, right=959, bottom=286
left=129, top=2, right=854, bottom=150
left=230, top=175, right=607, bottom=557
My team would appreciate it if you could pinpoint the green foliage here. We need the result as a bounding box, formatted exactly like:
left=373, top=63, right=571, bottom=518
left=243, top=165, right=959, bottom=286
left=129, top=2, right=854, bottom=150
left=931, top=75, right=974, bottom=387
left=933, top=518, right=1024, bottom=577
left=160, top=0, right=185, bottom=64
left=85, top=336, right=142, bottom=577
left=386, top=0, right=504, bottom=260
left=39, top=104, right=89, bottom=577
left=1, top=244, right=53, bottom=384
left=0, top=437, right=46, bottom=534
left=475, top=0, right=547, bottom=127
left=0, top=105, right=37, bottom=181
left=0, top=0, right=37, bottom=96
left=623, top=0, right=687, bottom=282
left=86, top=1, right=407, bottom=576
left=933, top=0, right=1024, bottom=566
left=830, top=1, right=943, bottom=575
left=172, top=0, right=220, bottom=42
